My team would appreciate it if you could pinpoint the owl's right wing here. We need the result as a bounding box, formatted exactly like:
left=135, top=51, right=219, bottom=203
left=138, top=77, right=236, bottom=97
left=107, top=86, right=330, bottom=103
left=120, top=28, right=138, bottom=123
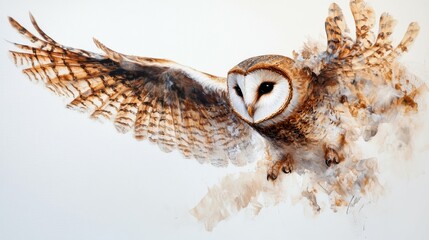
left=8, top=15, right=259, bottom=167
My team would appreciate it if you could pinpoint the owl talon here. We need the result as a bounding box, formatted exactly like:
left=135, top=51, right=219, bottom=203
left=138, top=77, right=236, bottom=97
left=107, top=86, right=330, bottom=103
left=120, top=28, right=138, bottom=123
left=325, top=158, right=334, bottom=167
left=267, top=154, right=294, bottom=181
left=267, top=173, right=277, bottom=181
left=324, top=147, right=341, bottom=167
left=267, top=166, right=280, bottom=181
left=282, top=166, right=292, bottom=174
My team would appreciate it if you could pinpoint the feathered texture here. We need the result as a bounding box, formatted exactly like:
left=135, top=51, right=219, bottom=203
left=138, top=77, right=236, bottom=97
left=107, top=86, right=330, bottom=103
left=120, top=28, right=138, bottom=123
left=192, top=0, right=425, bottom=230
left=7, top=0, right=426, bottom=232
left=8, top=14, right=261, bottom=167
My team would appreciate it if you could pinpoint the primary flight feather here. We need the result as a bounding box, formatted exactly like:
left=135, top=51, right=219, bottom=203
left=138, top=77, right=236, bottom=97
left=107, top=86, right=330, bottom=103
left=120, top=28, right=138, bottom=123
left=8, top=0, right=421, bottom=181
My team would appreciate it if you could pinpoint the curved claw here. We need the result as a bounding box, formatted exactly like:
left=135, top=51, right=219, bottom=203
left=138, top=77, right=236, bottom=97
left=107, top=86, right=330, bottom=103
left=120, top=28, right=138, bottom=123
left=282, top=166, right=292, bottom=174
left=324, top=147, right=341, bottom=167
left=267, top=173, right=277, bottom=181
left=266, top=154, right=294, bottom=181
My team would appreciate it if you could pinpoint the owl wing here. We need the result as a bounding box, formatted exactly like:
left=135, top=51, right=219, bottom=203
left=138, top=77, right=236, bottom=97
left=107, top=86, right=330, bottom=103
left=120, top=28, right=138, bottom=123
left=313, top=0, right=421, bottom=138
left=8, top=15, right=258, bottom=167
left=323, top=0, right=419, bottom=68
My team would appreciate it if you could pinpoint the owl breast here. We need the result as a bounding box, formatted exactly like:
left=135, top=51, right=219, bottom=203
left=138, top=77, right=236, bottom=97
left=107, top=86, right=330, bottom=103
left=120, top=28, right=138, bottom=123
left=252, top=97, right=315, bottom=144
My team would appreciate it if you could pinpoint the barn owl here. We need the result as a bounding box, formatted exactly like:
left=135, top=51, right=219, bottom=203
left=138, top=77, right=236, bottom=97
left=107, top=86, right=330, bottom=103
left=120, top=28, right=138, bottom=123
left=8, top=0, right=421, bottom=181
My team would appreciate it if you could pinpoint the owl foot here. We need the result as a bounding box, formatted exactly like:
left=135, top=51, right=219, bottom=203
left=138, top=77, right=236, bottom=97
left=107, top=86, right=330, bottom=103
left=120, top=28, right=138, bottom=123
left=324, top=147, right=341, bottom=167
left=267, top=154, right=293, bottom=181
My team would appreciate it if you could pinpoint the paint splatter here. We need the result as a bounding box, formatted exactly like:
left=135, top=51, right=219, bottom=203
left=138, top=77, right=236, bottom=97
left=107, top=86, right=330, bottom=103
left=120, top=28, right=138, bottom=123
left=191, top=0, right=427, bottom=231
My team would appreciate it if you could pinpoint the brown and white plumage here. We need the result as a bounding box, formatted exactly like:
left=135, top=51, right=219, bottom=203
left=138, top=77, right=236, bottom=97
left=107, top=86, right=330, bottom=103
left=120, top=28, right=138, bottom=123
left=8, top=14, right=258, bottom=167
left=8, top=0, right=422, bottom=182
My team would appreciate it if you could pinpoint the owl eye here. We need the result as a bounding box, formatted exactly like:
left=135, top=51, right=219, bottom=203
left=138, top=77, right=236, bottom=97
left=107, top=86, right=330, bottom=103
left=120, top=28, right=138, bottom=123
left=258, top=82, right=275, bottom=96
left=234, top=85, right=243, bottom=98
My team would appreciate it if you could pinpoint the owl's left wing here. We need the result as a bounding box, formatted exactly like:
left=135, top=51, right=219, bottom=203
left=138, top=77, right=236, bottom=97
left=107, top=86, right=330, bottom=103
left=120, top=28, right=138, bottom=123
left=8, top=15, right=259, bottom=167
left=323, top=0, right=420, bottom=68
left=310, top=0, right=422, bottom=130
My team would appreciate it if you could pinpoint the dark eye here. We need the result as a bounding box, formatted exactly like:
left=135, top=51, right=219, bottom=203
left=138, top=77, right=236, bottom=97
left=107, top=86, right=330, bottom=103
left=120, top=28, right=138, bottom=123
left=258, top=82, right=275, bottom=96
left=234, top=85, right=243, bottom=98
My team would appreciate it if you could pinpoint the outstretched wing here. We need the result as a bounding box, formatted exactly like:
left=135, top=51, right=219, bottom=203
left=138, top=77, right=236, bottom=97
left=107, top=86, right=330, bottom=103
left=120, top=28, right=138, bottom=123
left=8, top=15, right=258, bottom=167
left=297, top=0, right=422, bottom=140
left=323, top=0, right=420, bottom=108
left=324, top=0, right=420, bottom=68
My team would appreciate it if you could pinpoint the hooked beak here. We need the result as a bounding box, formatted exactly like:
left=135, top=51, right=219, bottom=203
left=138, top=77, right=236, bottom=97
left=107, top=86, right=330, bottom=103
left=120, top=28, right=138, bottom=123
left=247, top=105, right=255, bottom=118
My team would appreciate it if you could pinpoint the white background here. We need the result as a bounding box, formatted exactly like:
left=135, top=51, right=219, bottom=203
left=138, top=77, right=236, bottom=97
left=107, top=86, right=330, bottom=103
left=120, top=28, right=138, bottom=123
left=0, top=0, right=428, bottom=239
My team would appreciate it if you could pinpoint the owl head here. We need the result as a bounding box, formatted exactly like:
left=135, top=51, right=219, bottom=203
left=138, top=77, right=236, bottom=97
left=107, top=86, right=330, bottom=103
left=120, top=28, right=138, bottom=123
left=227, top=55, right=313, bottom=125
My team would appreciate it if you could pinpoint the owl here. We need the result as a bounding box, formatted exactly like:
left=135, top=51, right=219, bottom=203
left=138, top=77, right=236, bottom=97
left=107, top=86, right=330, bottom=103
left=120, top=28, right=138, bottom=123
left=8, top=0, right=420, bottom=181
